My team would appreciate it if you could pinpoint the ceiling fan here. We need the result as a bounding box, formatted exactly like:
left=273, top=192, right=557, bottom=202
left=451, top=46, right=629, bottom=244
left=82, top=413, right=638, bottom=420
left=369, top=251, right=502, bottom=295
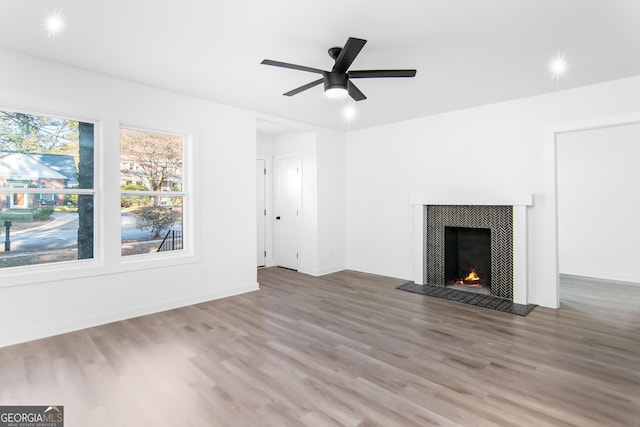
left=261, top=37, right=416, bottom=101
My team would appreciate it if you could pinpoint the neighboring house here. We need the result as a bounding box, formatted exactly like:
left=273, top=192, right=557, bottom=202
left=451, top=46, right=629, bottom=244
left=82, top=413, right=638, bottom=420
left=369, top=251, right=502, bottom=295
left=120, top=155, right=182, bottom=191
left=0, top=152, right=78, bottom=209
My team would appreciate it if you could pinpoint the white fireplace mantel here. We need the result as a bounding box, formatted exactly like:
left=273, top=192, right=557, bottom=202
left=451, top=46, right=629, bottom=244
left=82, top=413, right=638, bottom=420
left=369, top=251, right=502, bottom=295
left=409, top=193, right=533, bottom=207
left=411, top=193, right=534, bottom=305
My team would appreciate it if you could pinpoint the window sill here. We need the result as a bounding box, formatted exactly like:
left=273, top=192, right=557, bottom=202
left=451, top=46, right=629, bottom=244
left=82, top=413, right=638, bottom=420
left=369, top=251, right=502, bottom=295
left=0, top=251, right=200, bottom=288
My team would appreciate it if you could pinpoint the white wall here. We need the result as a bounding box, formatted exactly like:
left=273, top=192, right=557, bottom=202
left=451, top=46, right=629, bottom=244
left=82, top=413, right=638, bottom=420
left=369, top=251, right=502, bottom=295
left=316, top=129, right=346, bottom=275
left=346, top=76, right=640, bottom=308
left=557, top=122, right=640, bottom=283
left=0, top=48, right=259, bottom=347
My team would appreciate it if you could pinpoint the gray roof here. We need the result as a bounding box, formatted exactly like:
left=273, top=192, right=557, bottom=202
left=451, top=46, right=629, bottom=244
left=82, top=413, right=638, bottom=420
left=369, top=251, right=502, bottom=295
left=26, top=153, right=78, bottom=181
left=0, top=152, right=78, bottom=183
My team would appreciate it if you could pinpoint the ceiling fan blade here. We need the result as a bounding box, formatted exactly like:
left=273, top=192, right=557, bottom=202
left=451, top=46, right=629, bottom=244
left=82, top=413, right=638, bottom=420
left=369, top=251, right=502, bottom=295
left=332, top=37, right=367, bottom=73
left=349, top=69, right=417, bottom=78
left=283, top=78, right=324, bottom=96
left=348, top=80, right=367, bottom=101
left=261, top=59, right=325, bottom=75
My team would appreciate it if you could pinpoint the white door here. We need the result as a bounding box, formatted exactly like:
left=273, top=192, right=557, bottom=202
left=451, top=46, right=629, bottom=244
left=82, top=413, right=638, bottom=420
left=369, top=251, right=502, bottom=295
left=256, top=158, right=266, bottom=267
left=274, top=154, right=301, bottom=270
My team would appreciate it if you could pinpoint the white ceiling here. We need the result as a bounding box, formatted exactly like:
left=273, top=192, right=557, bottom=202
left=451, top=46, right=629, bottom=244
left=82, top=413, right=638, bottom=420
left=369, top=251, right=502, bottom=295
left=1, top=1, right=639, bottom=132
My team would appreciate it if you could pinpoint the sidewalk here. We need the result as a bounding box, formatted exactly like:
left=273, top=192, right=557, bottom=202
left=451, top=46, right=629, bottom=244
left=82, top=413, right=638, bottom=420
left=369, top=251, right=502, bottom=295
left=0, top=248, right=77, bottom=268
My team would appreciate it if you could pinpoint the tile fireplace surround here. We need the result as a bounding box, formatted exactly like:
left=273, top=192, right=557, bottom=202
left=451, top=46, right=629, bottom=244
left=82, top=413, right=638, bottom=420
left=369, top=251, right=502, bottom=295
left=410, top=194, right=534, bottom=305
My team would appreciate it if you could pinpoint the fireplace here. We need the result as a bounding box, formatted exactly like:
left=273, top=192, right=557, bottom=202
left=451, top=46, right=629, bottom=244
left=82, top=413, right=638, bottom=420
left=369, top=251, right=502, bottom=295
left=445, top=226, right=491, bottom=295
left=410, top=194, right=533, bottom=305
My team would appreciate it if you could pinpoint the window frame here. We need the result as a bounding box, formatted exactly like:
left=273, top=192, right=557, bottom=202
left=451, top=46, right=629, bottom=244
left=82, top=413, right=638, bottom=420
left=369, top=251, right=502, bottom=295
left=0, top=106, right=100, bottom=286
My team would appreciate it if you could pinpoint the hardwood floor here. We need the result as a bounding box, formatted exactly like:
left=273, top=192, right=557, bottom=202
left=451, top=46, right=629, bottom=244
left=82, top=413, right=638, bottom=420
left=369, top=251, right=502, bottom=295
left=0, top=268, right=639, bottom=426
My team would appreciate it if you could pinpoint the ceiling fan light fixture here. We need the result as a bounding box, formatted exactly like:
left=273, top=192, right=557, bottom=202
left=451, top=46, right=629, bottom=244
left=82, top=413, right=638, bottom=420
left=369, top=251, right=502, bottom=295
left=324, top=72, right=349, bottom=99
left=325, top=86, right=348, bottom=99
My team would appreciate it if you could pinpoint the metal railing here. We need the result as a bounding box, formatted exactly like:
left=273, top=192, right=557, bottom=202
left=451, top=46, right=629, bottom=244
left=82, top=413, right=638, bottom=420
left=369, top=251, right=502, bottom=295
left=157, top=229, right=183, bottom=252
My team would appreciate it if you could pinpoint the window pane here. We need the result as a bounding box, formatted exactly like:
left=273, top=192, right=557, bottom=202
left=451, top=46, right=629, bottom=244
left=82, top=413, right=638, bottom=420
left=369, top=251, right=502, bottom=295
left=121, top=195, right=183, bottom=256
left=0, top=195, right=94, bottom=268
left=0, top=110, right=94, bottom=190
left=120, top=128, right=183, bottom=192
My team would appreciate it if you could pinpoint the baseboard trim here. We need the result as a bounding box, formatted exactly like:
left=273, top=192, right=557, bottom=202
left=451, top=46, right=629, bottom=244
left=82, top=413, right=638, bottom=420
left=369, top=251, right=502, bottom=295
left=560, top=273, right=640, bottom=287
left=0, top=282, right=260, bottom=349
left=345, top=264, right=411, bottom=281
left=298, top=266, right=347, bottom=277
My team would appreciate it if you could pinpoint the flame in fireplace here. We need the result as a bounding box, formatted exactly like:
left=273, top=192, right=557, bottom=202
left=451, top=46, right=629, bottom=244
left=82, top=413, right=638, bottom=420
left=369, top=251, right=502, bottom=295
left=464, top=268, right=480, bottom=282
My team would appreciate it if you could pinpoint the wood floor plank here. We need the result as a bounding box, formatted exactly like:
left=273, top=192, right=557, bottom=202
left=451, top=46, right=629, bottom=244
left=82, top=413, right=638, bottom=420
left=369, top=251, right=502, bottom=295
left=0, top=267, right=639, bottom=426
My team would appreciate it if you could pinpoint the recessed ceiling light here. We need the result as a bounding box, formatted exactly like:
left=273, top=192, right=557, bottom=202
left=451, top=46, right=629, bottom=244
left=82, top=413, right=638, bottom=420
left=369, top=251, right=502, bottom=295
left=45, top=11, right=66, bottom=38
left=549, top=54, right=568, bottom=79
left=343, top=103, right=356, bottom=122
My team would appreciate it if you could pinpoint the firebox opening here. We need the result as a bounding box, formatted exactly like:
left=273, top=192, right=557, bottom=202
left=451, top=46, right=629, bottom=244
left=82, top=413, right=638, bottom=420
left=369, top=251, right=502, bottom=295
left=444, top=226, right=491, bottom=295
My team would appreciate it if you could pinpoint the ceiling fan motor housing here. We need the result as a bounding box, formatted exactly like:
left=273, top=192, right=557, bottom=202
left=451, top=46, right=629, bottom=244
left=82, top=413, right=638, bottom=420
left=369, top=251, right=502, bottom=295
left=324, top=71, right=349, bottom=91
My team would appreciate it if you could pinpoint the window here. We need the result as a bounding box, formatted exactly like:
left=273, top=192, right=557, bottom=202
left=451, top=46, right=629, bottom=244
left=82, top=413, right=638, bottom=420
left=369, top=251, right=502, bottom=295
left=120, top=127, right=184, bottom=256
left=0, top=110, right=95, bottom=269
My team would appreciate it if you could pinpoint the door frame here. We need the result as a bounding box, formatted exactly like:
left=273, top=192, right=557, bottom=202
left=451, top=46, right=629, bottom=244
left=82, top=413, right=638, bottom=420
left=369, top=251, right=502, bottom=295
left=256, top=155, right=273, bottom=267
left=256, top=158, right=266, bottom=267
left=549, top=112, right=640, bottom=308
